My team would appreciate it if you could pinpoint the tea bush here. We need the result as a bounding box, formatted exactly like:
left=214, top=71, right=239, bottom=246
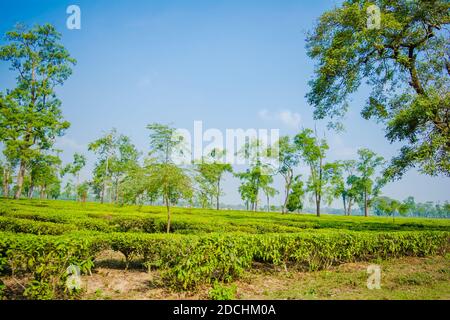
left=0, top=199, right=449, bottom=298
left=208, top=281, right=237, bottom=300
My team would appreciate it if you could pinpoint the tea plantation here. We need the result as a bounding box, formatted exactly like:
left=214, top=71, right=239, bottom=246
left=0, top=199, right=449, bottom=299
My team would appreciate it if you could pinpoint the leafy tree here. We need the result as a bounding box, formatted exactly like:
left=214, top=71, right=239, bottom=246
left=260, top=174, right=277, bottom=212
left=62, top=181, right=74, bottom=200
left=146, top=123, right=186, bottom=164
left=195, top=148, right=233, bottom=210
left=306, top=0, right=450, bottom=177
left=355, top=148, right=386, bottom=216
left=194, top=170, right=215, bottom=208
left=0, top=24, right=74, bottom=198
left=109, top=135, right=140, bottom=203
left=273, top=136, right=301, bottom=213
left=88, top=129, right=118, bottom=203
left=237, top=139, right=274, bottom=212
left=62, top=153, right=86, bottom=201
left=27, top=154, right=62, bottom=199
left=286, top=175, right=305, bottom=213
left=120, top=164, right=147, bottom=205
left=76, top=182, right=89, bottom=203
left=372, top=196, right=410, bottom=222
left=324, top=160, right=359, bottom=215
left=294, top=128, right=329, bottom=217
left=236, top=166, right=264, bottom=212
left=146, top=124, right=193, bottom=233
left=237, top=175, right=256, bottom=211
left=47, top=179, right=61, bottom=199
left=145, top=162, right=192, bottom=232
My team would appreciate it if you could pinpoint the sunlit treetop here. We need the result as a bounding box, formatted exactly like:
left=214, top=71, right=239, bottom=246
left=306, top=0, right=450, bottom=178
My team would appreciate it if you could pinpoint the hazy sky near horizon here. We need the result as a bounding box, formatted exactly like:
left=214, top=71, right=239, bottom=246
left=0, top=0, right=449, bottom=207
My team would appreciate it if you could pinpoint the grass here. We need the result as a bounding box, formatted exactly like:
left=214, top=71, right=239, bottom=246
left=4, top=255, right=447, bottom=300
left=237, top=255, right=450, bottom=300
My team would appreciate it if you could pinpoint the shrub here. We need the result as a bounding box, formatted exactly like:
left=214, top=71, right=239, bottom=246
left=208, top=281, right=237, bottom=300
left=0, top=216, right=75, bottom=235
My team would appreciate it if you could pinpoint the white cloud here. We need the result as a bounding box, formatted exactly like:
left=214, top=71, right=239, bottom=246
left=258, top=109, right=301, bottom=130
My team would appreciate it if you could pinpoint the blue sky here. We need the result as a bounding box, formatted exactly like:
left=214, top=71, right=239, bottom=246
left=0, top=0, right=449, bottom=206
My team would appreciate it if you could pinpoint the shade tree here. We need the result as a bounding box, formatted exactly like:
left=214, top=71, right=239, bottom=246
left=0, top=24, right=74, bottom=198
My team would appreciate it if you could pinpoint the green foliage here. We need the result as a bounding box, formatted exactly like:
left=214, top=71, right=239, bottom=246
left=294, top=128, right=330, bottom=216
left=0, top=199, right=449, bottom=298
left=0, top=216, right=75, bottom=235
left=0, top=232, right=101, bottom=299
left=146, top=124, right=194, bottom=232
left=306, top=0, right=450, bottom=177
left=286, top=175, right=305, bottom=212
left=373, top=196, right=413, bottom=222
left=272, top=136, right=300, bottom=213
left=208, top=281, right=237, bottom=300
left=0, top=23, right=75, bottom=198
left=195, top=148, right=233, bottom=210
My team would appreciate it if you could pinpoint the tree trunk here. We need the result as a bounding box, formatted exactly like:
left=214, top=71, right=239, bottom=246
left=347, top=199, right=353, bottom=216
left=342, top=194, right=347, bottom=216
left=364, top=189, right=368, bottom=217
left=14, top=160, right=26, bottom=199
left=28, top=185, right=34, bottom=199
left=216, top=179, right=220, bottom=210
left=40, top=187, right=46, bottom=200
left=267, top=193, right=270, bottom=212
left=316, top=198, right=321, bottom=217
left=2, top=167, right=9, bottom=198
left=101, top=156, right=109, bottom=204
left=317, top=154, right=323, bottom=217
left=282, top=171, right=293, bottom=214
left=116, top=183, right=120, bottom=204
left=165, top=196, right=171, bottom=233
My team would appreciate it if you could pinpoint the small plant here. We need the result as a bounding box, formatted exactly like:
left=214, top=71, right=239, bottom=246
left=0, top=280, right=5, bottom=299
left=94, top=289, right=103, bottom=299
left=208, top=281, right=237, bottom=300
left=24, top=280, right=54, bottom=300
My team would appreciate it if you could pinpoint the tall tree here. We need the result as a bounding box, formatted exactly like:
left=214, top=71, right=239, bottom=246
left=372, top=196, right=410, bottom=222
left=28, top=154, right=62, bottom=199
left=62, top=153, right=86, bottom=201
left=237, top=138, right=274, bottom=212
left=355, top=148, right=386, bottom=217
left=0, top=24, right=74, bottom=198
left=324, top=160, right=359, bottom=215
left=236, top=167, right=263, bottom=212
left=109, top=135, right=140, bottom=203
left=294, top=128, right=329, bottom=217
left=261, top=176, right=278, bottom=212
left=306, top=0, right=450, bottom=177
left=195, top=148, right=232, bottom=210
left=76, top=182, right=90, bottom=203
left=120, top=164, right=146, bottom=205
left=146, top=124, right=192, bottom=233
left=62, top=181, right=74, bottom=200
left=88, top=129, right=118, bottom=203
left=273, top=136, right=301, bottom=214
